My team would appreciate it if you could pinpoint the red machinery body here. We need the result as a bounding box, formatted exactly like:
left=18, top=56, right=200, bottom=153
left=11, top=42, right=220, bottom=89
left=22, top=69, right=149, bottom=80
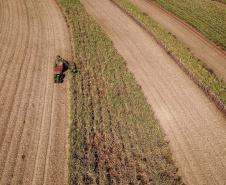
left=54, top=60, right=63, bottom=74
left=54, top=59, right=64, bottom=83
left=54, top=55, right=76, bottom=83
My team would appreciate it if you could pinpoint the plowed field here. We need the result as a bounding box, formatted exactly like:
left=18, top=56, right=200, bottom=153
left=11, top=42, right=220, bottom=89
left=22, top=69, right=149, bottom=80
left=81, top=0, right=226, bottom=184
left=0, top=0, right=72, bottom=184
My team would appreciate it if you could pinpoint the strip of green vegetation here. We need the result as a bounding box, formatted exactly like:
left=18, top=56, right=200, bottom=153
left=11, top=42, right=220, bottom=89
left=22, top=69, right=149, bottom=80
left=60, top=0, right=182, bottom=184
left=116, top=0, right=226, bottom=106
left=151, top=0, right=226, bottom=50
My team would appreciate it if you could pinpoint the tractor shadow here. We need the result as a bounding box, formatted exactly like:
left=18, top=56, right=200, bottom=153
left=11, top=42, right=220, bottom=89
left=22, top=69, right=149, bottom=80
left=60, top=74, right=65, bottom=83
left=62, top=59, right=78, bottom=73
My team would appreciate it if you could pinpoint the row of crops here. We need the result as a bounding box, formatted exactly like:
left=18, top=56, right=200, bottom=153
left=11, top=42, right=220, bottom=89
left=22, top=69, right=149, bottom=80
left=60, top=0, right=182, bottom=184
left=152, top=0, right=226, bottom=50
left=115, top=0, right=226, bottom=107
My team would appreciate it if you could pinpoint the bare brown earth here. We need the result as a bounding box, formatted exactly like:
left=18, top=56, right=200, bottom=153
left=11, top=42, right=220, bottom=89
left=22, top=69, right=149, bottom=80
left=128, top=0, right=226, bottom=82
left=81, top=0, right=226, bottom=184
left=0, top=0, right=72, bottom=184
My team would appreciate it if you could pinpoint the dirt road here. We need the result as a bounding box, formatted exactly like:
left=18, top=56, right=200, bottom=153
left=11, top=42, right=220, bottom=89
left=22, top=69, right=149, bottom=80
left=127, top=0, right=226, bottom=82
left=0, top=0, right=71, bottom=184
left=81, top=0, right=226, bottom=184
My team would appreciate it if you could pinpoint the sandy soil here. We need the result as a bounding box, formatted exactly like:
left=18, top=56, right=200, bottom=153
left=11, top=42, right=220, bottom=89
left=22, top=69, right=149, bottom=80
left=81, top=0, right=226, bottom=184
left=127, top=0, right=226, bottom=82
left=0, top=0, right=71, bottom=184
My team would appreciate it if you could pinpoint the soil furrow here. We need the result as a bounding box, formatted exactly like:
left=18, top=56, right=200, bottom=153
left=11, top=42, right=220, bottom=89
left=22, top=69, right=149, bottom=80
left=0, top=0, right=19, bottom=99
left=0, top=0, right=71, bottom=184
left=9, top=0, right=44, bottom=182
left=0, top=0, right=12, bottom=66
left=21, top=1, right=50, bottom=183
left=0, top=1, right=31, bottom=179
left=0, top=0, right=29, bottom=149
left=0, top=2, right=37, bottom=183
left=31, top=7, right=55, bottom=184
left=0, top=0, right=21, bottom=89
left=0, top=1, right=10, bottom=62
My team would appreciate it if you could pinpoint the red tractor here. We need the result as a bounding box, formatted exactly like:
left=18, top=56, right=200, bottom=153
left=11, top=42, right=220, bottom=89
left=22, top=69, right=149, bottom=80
left=54, top=55, right=76, bottom=83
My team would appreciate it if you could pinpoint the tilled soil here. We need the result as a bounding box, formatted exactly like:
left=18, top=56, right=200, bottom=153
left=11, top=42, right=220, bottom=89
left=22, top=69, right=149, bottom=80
left=81, top=0, right=226, bottom=184
left=0, top=0, right=71, bottom=184
left=128, top=0, right=226, bottom=82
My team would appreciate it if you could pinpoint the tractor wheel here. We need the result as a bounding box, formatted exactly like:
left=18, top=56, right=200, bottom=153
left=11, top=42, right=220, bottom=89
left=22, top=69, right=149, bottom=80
left=60, top=76, right=63, bottom=83
left=54, top=74, right=57, bottom=83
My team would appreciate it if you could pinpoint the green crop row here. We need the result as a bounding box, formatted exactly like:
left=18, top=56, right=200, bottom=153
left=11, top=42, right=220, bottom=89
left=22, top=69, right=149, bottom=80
left=151, top=0, right=226, bottom=50
left=60, top=0, right=183, bottom=184
left=115, top=0, right=226, bottom=107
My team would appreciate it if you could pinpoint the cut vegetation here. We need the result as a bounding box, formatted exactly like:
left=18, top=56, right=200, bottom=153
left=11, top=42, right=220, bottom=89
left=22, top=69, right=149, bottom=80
left=60, top=0, right=182, bottom=184
left=151, top=0, right=226, bottom=50
left=114, top=0, right=226, bottom=112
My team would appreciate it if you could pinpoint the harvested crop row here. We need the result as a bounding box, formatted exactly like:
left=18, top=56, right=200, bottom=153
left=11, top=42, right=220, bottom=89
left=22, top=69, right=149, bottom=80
left=0, top=0, right=71, bottom=184
left=60, top=0, right=182, bottom=184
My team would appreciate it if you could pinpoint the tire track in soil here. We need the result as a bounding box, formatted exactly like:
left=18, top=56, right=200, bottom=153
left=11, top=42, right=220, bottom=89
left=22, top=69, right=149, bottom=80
left=19, top=1, right=50, bottom=183
left=0, top=0, right=42, bottom=183
left=0, top=1, right=31, bottom=179
left=11, top=0, right=47, bottom=183
left=0, top=0, right=11, bottom=67
left=0, top=0, right=35, bottom=182
left=81, top=0, right=226, bottom=184
left=31, top=0, right=56, bottom=183
left=0, top=0, right=71, bottom=184
left=0, top=0, right=10, bottom=67
left=0, top=0, right=22, bottom=146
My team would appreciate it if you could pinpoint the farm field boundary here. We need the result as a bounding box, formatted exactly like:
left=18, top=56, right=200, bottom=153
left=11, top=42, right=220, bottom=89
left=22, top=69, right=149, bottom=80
left=60, top=0, right=183, bottom=184
left=112, top=0, right=226, bottom=115
left=151, top=0, right=226, bottom=50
